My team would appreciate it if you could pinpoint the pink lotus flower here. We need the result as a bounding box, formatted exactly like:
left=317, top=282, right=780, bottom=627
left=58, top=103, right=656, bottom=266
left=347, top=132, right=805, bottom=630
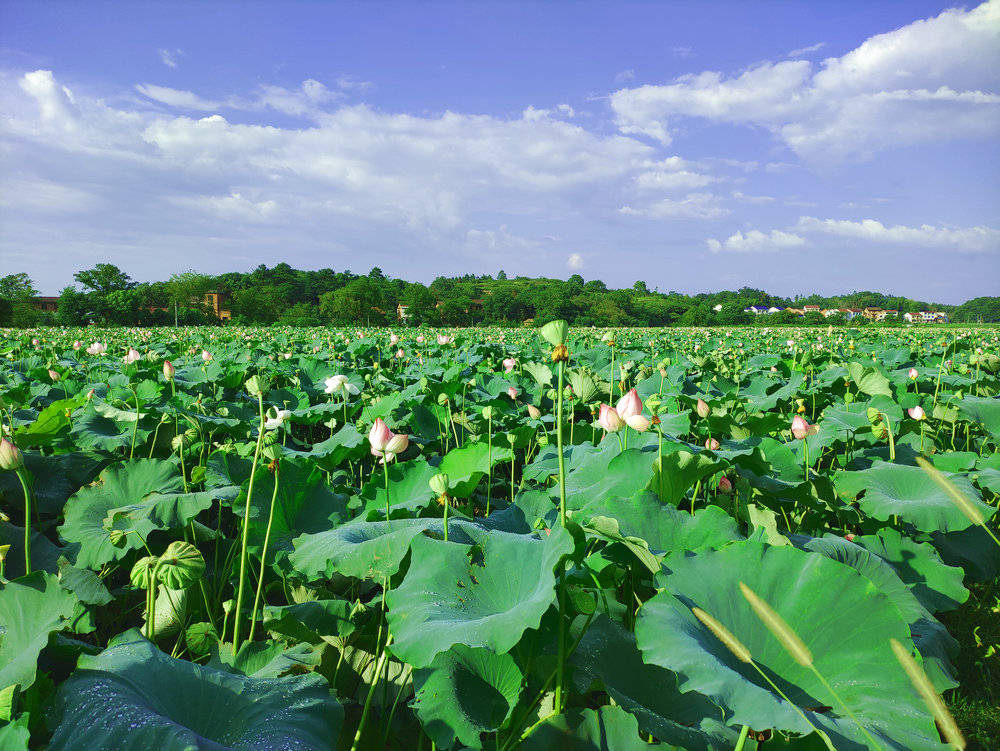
left=437, top=334, right=453, bottom=345
left=626, top=414, right=650, bottom=432
left=73, top=340, right=82, bottom=351
left=598, top=404, right=623, bottom=432
left=416, top=335, right=425, bottom=344
left=845, top=533, right=856, bottom=542
left=201, top=350, right=212, bottom=362
left=908, top=405, right=925, bottom=420
left=390, top=334, right=399, bottom=345
left=507, top=387, right=519, bottom=400
left=124, top=348, right=141, bottom=364
left=696, top=399, right=710, bottom=419
left=791, top=415, right=819, bottom=440
left=396, top=348, right=405, bottom=358
left=86, top=341, right=106, bottom=356
left=503, top=358, right=516, bottom=373
left=163, top=360, right=175, bottom=380
left=369, top=418, right=410, bottom=463
left=717, top=476, right=733, bottom=494
left=616, top=388, right=642, bottom=420
left=908, top=368, right=918, bottom=380
left=527, top=404, right=541, bottom=419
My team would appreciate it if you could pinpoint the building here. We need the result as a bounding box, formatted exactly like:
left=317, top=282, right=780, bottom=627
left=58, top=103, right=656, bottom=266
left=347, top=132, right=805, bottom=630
left=396, top=303, right=410, bottom=321
left=904, top=311, right=949, bottom=323
left=803, top=304, right=821, bottom=313
left=30, top=296, right=60, bottom=313
left=767, top=306, right=784, bottom=314
left=712, top=304, right=723, bottom=312
left=202, top=291, right=232, bottom=321
left=744, top=305, right=770, bottom=315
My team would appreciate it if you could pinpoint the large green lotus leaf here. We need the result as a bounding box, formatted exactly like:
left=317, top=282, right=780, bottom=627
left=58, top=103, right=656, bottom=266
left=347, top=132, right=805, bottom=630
left=48, top=630, right=342, bottom=751
left=852, top=528, right=968, bottom=613
left=651, top=447, right=726, bottom=507
left=520, top=705, right=675, bottom=751
left=834, top=462, right=994, bottom=533
left=0, top=520, right=66, bottom=578
left=818, top=405, right=873, bottom=437
left=571, top=615, right=736, bottom=750
left=576, top=491, right=740, bottom=557
left=59, top=459, right=225, bottom=569
left=790, top=534, right=958, bottom=691
left=955, top=395, right=1000, bottom=438
left=929, top=524, right=1000, bottom=582
left=566, top=445, right=656, bottom=512
left=0, top=572, right=78, bottom=694
left=636, top=541, right=943, bottom=750
left=358, top=457, right=438, bottom=516
left=233, top=458, right=348, bottom=556
left=263, top=598, right=359, bottom=645
left=70, top=405, right=151, bottom=452
left=438, top=441, right=512, bottom=498
left=289, top=518, right=436, bottom=581
left=387, top=525, right=573, bottom=667
left=845, top=362, right=892, bottom=397
left=13, top=396, right=86, bottom=447
left=0, top=450, right=105, bottom=515
left=412, top=644, right=523, bottom=750
left=284, top=423, right=365, bottom=470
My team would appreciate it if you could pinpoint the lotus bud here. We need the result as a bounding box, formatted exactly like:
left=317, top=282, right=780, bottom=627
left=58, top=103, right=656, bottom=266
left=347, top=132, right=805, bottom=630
left=790, top=415, right=817, bottom=440
left=696, top=399, right=710, bottom=419
left=507, top=387, right=519, bottom=400
left=503, top=358, right=516, bottom=372
left=0, top=438, right=24, bottom=471
left=86, top=388, right=95, bottom=400
left=717, top=476, right=733, bottom=494
left=615, top=388, right=642, bottom=420
left=163, top=360, right=175, bottom=381
left=527, top=404, right=542, bottom=419
left=908, top=368, right=918, bottom=380
left=705, top=437, right=719, bottom=451
left=845, top=533, right=855, bottom=542
left=48, top=369, right=60, bottom=382
left=908, top=405, right=925, bottom=420
left=598, top=404, right=623, bottom=432
left=201, top=350, right=212, bottom=362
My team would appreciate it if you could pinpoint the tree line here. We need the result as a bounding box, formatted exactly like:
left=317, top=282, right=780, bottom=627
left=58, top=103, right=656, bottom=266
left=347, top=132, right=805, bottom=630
left=1, top=264, right=998, bottom=327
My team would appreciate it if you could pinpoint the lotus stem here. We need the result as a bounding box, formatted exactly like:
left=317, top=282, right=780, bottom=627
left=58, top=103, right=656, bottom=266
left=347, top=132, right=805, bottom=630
left=15, top=467, right=32, bottom=575
left=248, top=458, right=281, bottom=644
left=232, top=391, right=266, bottom=654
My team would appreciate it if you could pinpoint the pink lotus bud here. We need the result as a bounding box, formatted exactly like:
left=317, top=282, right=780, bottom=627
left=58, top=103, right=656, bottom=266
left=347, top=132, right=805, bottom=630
left=390, top=334, right=399, bottom=345
left=396, top=348, right=404, bottom=358
left=908, top=406, right=925, bottom=420
left=86, top=388, right=95, bottom=400
left=368, top=418, right=393, bottom=455
left=696, top=399, right=710, bottom=419
left=626, top=414, right=650, bottom=432
left=503, top=358, right=516, bottom=372
left=527, top=404, right=541, bottom=419
left=201, top=350, right=212, bottom=362
left=908, top=368, right=918, bottom=380
left=845, top=533, right=855, bottom=542
left=73, top=340, right=82, bottom=351
left=598, top=404, right=623, bottom=432
left=705, top=437, right=719, bottom=451
left=163, top=360, right=175, bottom=380
left=416, top=335, right=424, bottom=344
left=0, top=437, right=24, bottom=471
left=791, top=415, right=817, bottom=440
left=615, top=388, right=642, bottom=420
left=48, top=369, right=60, bottom=382
left=770, top=366, right=778, bottom=373
left=717, top=476, right=733, bottom=494
left=507, top=387, right=519, bottom=400
left=31, top=338, right=39, bottom=346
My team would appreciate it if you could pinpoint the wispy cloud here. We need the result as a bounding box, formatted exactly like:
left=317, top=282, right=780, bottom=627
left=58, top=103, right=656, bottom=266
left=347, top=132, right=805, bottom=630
left=157, top=48, right=184, bottom=69
left=786, top=41, right=826, bottom=58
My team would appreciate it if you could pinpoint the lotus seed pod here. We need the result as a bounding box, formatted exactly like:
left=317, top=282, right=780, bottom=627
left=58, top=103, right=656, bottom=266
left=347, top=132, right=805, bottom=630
left=429, top=473, right=450, bottom=496
left=437, top=393, right=450, bottom=406
left=646, top=395, right=662, bottom=414
left=130, top=556, right=159, bottom=588
left=157, top=541, right=205, bottom=590
left=481, top=406, right=495, bottom=420
left=546, top=388, right=558, bottom=401
left=108, top=529, right=128, bottom=548
left=245, top=375, right=263, bottom=396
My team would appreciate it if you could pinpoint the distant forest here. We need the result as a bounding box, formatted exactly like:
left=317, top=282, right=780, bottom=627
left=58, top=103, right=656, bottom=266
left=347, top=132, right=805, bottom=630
left=1, top=263, right=998, bottom=327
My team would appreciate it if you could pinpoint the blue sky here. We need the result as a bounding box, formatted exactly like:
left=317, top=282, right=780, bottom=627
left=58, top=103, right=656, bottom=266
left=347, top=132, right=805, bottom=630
left=1, top=0, right=998, bottom=302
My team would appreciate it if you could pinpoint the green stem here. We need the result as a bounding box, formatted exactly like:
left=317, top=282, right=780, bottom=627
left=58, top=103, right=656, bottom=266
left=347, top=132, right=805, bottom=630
left=16, top=468, right=32, bottom=575
left=733, top=725, right=750, bottom=751
left=248, top=459, right=281, bottom=644
left=232, top=392, right=266, bottom=655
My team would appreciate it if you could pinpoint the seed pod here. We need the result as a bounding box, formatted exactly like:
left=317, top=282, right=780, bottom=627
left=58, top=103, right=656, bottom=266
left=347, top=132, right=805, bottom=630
left=130, top=556, right=159, bottom=588
left=157, top=541, right=205, bottom=590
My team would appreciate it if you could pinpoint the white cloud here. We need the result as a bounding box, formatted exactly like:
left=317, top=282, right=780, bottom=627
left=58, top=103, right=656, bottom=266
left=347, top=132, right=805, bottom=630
left=610, top=0, right=1000, bottom=159
left=157, top=49, right=183, bottom=68
left=620, top=192, right=728, bottom=219
left=795, top=216, right=1000, bottom=251
left=732, top=190, right=774, bottom=204
left=567, top=252, right=584, bottom=269
left=786, top=42, right=826, bottom=58
left=169, top=191, right=278, bottom=222
left=136, top=83, right=221, bottom=111
left=614, top=69, right=636, bottom=84
left=635, top=169, right=717, bottom=191
left=706, top=229, right=806, bottom=253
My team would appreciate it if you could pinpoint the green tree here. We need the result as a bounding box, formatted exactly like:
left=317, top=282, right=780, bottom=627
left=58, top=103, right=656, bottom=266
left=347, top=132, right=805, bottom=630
left=0, top=273, right=39, bottom=327
left=165, top=272, right=214, bottom=324
left=73, top=264, right=134, bottom=294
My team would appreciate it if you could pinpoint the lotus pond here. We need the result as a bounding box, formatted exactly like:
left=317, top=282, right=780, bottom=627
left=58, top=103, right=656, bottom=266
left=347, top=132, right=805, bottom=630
left=0, top=324, right=998, bottom=750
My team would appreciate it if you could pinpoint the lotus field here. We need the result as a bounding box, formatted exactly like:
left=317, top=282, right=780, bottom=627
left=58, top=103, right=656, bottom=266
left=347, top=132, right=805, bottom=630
left=1, top=322, right=999, bottom=751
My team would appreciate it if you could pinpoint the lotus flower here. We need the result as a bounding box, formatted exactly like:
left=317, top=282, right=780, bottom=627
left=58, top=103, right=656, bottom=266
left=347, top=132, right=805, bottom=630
left=437, top=334, right=453, bottom=345
left=696, top=399, right=710, bottom=419
left=507, top=387, right=519, bottom=400
left=396, top=348, right=404, bottom=358
left=908, top=405, right=925, bottom=420
left=124, top=348, right=141, bottom=364
left=0, top=437, right=24, bottom=471
left=705, top=437, right=719, bottom=451
left=48, top=369, right=60, bottom=382
left=86, top=341, right=107, bottom=356
left=598, top=404, right=623, bottom=432
left=503, top=358, right=516, bottom=372
left=717, top=476, right=733, bottom=494
left=163, top=360, right=175, bottom=381
left=527, top=404, right=541, bottom=419
left=264, top=408, right=292, bottom=430
left=324, top=374, right=360, bottom=396
left=908, top=368, right=918, bottom=380
left=626, top=414, right=650, bottom=432
left=369, top=418, right=410, bottom=463
left=390, top=334, right=399, bottom=345
left=791, top=415, right=819, bottom=440
left=845, top=533, right=855, bottom=542
left=72, top=340, right=82, bottom=351
left=416, top=335, right=425, bottom=344
left=615, top=388, right=642, bottom=420
left=201, top=350, right=212, bottom=362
